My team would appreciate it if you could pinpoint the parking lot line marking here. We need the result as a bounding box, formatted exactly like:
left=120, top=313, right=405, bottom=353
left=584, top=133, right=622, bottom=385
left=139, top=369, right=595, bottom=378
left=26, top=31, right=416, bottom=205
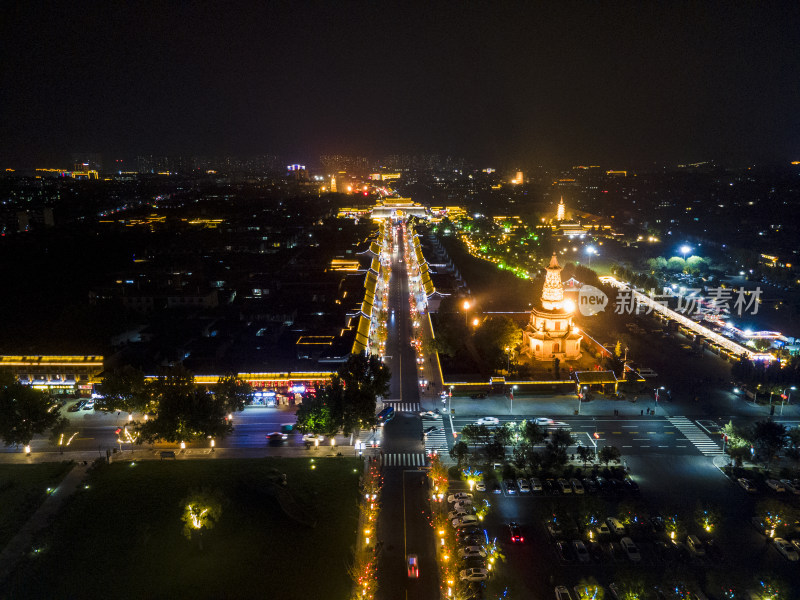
left=658, top=445, right=669, bottom=448
left=622, top=425, right=639, bottom=428
left=647, top=432, right=657, bottom=434
left=622, top=445, right=632, bottom=448
left=676, top=445, right=687, bottom=447
left=612, top=431, right=622, bottom=434
left=640, top=445, right=651, bottom=447
left=633, top=438, right=650, bottom=441
left=665, top=431, right=674, bottom=434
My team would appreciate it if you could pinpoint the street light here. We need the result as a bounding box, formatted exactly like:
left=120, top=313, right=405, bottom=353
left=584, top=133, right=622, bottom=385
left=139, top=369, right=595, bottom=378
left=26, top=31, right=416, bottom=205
left=585, top=246, right=597, bottom=267
left=680, top=245, right=691, bottom=260
left=463, top=300, right=471, bottom=327
left=780, top=386, right=796, bottom=416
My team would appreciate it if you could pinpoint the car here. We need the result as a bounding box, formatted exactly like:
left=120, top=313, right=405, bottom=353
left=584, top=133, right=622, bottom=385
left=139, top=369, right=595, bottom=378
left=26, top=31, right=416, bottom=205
left=557, top=479, right=572, bottom=494
left=508, top=522, right=524, bottom=543
left=504, top=480, right=517, bottom=494
left=459, top=535, right=484, bottom=548
left=530, top=478, right=543, bottom=492
left=544, top=479, right=559, bottom=495
left=459, top=568, right=488, bottom=582
left=67, top=400, right=85, bottom=412
left=489, top=481, right=502, bottom=494
left=475, top=417, right=499, bottom=426
left=266, top=432, right=288, bottom=444
left=774, top=537, right=800, bottom=561
left=423, top=426, right=440, bottom=435
left=620, top=537, right=641, bottom=562
left=457, top=526, right=482, bottom=539
left=780, top=479, right=800, bottom=495
left=517, top=479, right=531, bottom=493
left=452, top=515, right=479, bottom=528
left=555, top=585, right=573, bottom=600
left=582, top=478, right=597, bottom=494
left=302, top=433, right=325, bottom=443
left=623, top=477, right=640, bottom=493
left=766, top=479, right=785, bottom=492
left=82, top=399, right=95, bottom=410
left=555, top=541, right=574, bottom=562
left=573, top=540, right=590, bottom=562
left=453, top=499, right=473, bottom=510
left=448, top=509, right=470, bottom=520
left=594, top=476, right=608, bottom=492
left=545, top=520, right=563, bottom=540
left=594, top=523, right=611, bottom=537
left=460, top=546, right=487, bottom=559
left=606, top=518, right=625, bottom=535
left=448, top=492, right=473, bottom=503
left=534, top=417, right=554, bottom=426
left=737, top=477, right=756, bottom=492
left=686, top=535, right=706, bottom=556
left=570, top=478, right=584, bottom=494
left=419, top=410, right=438, bottom=419
left=376, top=406, right=395, bottom=426
left=407, top=554, right=419, bottom=578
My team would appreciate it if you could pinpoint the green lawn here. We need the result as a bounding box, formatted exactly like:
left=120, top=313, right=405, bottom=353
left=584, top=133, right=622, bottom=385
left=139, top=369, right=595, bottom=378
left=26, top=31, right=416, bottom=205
left=3, top=458, right=362, bottom=600
left=0, top=462, right=74, bottom=548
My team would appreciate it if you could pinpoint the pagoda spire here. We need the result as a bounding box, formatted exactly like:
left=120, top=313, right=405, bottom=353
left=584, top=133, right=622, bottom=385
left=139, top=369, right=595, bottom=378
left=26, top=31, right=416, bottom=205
left=541, top=253, right=565, bottom=309
left=556, top=197, right=565, bottom=221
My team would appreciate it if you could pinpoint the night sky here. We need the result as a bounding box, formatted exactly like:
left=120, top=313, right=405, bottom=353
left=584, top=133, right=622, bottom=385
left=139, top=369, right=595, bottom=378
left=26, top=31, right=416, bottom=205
left=2, top=1, right=799, bottom=167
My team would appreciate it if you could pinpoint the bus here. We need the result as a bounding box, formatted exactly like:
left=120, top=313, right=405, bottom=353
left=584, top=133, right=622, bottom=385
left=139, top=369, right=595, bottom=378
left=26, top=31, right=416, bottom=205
left=376, top=406, right=395, bottom=426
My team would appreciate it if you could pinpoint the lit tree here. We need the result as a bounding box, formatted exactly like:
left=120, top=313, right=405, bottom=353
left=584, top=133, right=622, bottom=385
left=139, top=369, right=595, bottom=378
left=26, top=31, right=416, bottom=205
left=664, top=514, right=684, bottom=541
left=214, top=374, right=252, bottom=413
left=181, top=488, right=224, bottom=550
left=756, top=499, right=798, bottom=537
left=574, top=577, right=605, bottom=600
left=694, top=502, right=721, bottom=534
left=0, top=371, right=62, bottom=448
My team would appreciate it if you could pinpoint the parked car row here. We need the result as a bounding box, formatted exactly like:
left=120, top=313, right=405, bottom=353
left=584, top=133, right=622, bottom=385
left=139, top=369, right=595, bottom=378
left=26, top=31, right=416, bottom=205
left=481, top=475, right=640, bottom=497
left=739, top=476, right=800, bottom=495
left=447, top=495, right=491, bottom=584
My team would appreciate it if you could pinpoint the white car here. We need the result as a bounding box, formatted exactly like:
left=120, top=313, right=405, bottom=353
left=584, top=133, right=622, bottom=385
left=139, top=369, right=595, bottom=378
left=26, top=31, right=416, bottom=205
left=737, top=477, right=756, bottom=492
left=448, top=509, right=471, bottom=520
left=573, top=540, right=590, bottom=563
left=774, top=538, right=800, bottom=561
left=452, top=515, right=479, bottom=528
left=620, top=537, right=641, bottom=562
left=781, top=479, right=800, bottom=495
left=460, top=546, right=487, bottom=559
left=555, top=585, right=573, bottom=600
left=534, top=417, right=554, bottom=426
left=448, top=492, right=473, bottom=503
left=453, top=500, right=473, bottom=511
left=301, top=433, right=325, bottom=443
left=475, top=481, right=486, bottom=492
left=476, top=417, right=500, bottom=426
left=517, top=479, right=531, bottom=493
left=459, top=567, right=488, bottom=582
left=766, top=479, right=785, bottom=492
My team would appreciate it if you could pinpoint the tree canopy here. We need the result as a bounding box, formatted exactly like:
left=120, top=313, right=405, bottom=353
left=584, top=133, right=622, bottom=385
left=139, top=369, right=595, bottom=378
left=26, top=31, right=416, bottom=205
left=0, top=370, right=62, bottom=446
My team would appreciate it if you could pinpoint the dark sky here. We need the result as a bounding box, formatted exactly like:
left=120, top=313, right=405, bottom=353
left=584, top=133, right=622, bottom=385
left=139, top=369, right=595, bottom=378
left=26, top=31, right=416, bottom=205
left=2, top=1, right=799, bottom=168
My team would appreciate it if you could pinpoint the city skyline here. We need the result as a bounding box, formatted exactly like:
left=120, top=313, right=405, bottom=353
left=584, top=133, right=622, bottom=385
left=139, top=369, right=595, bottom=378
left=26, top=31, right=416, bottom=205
left=2, top=2, right=799, bottom=168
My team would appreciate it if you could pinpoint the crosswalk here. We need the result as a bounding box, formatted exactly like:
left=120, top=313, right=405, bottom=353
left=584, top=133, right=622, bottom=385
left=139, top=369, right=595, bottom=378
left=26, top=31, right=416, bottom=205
left=382, top=401, right=420, bottom=413
left=424, top=416, right=449, bottom=456
left=668, top=416, right=724, bottom=456
left=380, top=452, right=428, bottom=467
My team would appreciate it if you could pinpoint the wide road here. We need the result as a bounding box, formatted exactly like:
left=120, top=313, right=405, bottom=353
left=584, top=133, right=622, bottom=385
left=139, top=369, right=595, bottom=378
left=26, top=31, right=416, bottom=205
left=376, top=223, right=438, bottom=600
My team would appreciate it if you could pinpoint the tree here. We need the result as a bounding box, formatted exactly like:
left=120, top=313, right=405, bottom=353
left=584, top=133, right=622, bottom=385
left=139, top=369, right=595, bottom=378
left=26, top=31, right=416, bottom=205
left=0, top=371, right=62, bottom=447
left=755, top=499, right=798, bottom=537
left=549, top=428, right=575, bottom=453
left=598, top=445, right=621, bottom=466
left=574, top=577, right=605, bottom=600
left=519, top=420, right=546, bottom=446
left=484, top=440, right=506, bottom=462
left=460, top=424, right=491, bottom=446
left=577, top=445, right=595, bottom=466
left=694, top=502, right=721, bottom=534
left=450, top=441, right=470, bottom=468
left=214, top=374, right=252, bottom=413
left=295, top=391, right=335, bottom=435
left=752, top=419, right=787, bottom=468
left=181, top=488, right=224, bottom=550
left=134, top=367, right=233, bottom=443
left=96, top=365, right=150, bottom=413
left=336, top=353, right=391, bottom=431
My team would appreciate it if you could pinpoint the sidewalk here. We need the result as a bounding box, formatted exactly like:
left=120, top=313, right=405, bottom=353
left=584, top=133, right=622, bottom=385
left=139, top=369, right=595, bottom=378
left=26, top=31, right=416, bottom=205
left=0, top=461, right=91, bottom=583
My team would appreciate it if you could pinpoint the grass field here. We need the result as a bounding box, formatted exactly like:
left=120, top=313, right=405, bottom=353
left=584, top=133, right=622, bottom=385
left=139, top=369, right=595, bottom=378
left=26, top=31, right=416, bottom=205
left=0, top=462, right=74, bottom=548
left=3, top=457, right=362, bottom=600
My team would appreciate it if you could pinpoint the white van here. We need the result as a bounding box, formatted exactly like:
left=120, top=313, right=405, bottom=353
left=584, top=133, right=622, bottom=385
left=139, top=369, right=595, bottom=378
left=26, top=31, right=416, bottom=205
left=606, top=517, right=625, bottom=535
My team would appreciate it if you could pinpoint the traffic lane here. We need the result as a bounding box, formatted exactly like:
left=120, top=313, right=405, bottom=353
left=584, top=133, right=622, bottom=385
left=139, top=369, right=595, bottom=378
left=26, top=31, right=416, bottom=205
left=376, top=467, right=409, bottom=600
left=382, top=414, right=424, bottom=454
left=404, top=469, right=440, bottom=599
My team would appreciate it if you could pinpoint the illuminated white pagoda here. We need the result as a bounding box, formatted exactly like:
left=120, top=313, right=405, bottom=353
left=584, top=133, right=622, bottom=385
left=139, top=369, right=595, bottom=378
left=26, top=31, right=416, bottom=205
left=522, top=254, right=582, bottom=361
left=556, top=197, right=565, bottom=221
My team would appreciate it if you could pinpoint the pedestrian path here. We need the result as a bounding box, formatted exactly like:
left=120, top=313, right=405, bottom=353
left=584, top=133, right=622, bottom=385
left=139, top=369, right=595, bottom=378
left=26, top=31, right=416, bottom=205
left=383, top=401, right=420, bottom=413
left=380, top=452, right=428, bottom=467
left=668, top=416, right=724, bottom=456
left=424, top=416, right=449, bottom=457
